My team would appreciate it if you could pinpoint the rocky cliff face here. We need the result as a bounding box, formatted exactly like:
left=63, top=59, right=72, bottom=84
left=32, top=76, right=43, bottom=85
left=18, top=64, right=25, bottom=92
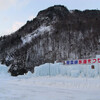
left=0, top=5, right=100, bottom=76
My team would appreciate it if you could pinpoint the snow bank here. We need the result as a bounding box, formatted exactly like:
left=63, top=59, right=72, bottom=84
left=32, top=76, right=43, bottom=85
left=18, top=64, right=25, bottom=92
left=32, top=62, right=100, bottom=77
left=32, top=55, right=100, bottom=77
left=0, top=64, right=11, bottom=78
left=0, top=63, right=99, bottom=78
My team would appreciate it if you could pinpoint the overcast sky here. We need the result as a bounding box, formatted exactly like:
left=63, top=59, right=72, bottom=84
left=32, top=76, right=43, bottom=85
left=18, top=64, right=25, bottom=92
left=0, top=0, right=100, bottom=36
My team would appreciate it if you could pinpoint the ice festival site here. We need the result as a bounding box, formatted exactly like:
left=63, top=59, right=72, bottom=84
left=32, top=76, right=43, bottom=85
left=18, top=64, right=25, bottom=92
left=0, top=55, right=100, bottom=100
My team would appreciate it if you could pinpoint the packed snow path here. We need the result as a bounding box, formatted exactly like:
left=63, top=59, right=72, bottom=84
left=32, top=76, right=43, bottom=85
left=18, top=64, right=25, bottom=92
left=1, top=76, right=100, bottom=100
left=0, top=64, right=100, bottom=100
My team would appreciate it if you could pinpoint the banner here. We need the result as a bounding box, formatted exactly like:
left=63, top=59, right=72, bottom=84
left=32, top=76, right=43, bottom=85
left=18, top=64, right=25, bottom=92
left=64, top=58, right=100, bottom=65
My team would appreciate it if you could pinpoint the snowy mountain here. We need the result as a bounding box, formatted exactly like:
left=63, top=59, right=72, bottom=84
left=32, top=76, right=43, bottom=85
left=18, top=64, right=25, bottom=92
left=0, top=5, right=100, bottom=76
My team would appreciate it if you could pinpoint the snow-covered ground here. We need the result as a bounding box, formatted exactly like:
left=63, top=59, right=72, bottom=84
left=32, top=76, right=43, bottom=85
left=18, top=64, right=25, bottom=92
left=0, top=64, right=100, bottom=100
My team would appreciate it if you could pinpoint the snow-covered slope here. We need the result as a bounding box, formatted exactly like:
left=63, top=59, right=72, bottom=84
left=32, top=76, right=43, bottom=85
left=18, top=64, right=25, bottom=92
left=21, top=25, right=53, bottom=44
